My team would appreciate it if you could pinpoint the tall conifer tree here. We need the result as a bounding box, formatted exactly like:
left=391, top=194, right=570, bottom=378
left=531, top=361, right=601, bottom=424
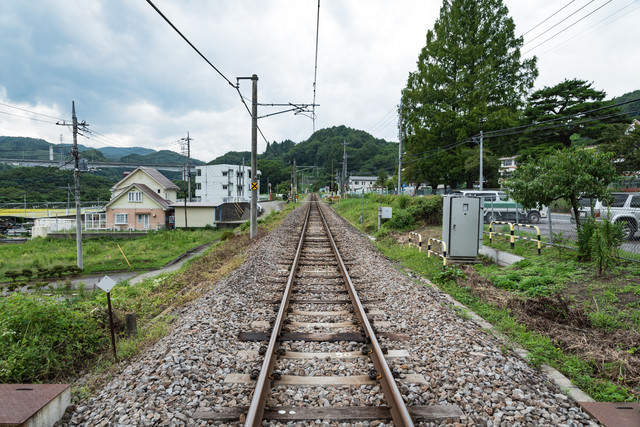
left=401, top=0, right=537, bottom=189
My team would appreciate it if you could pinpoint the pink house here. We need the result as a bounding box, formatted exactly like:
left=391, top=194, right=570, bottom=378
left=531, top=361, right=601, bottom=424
left=104, top=167, right=179, bottom=231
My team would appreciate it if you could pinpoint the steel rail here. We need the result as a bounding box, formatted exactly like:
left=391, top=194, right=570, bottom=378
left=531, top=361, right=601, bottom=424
left=244, top=200, right=313, bottom=426
left=317, top=203, right=415, bottom=427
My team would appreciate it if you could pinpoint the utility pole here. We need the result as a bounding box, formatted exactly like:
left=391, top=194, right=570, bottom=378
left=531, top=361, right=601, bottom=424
left=293, top=159, right=297, bottom=203
left=397, top=102, right=403, bottom=195
left=57, top=101, right=88, bottom=270
left=330, top=159, right=333, bottom=194
left=180, top=132, right=192, bottom=201
left=341, top=140, right=347, bottom=197
left=479, top=130, right=484, bottom=191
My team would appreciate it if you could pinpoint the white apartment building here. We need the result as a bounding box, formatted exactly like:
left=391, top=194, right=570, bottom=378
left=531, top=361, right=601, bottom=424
left=195, top=164, right=261, bottom=204
left=348, top=175, right=378, bottom=193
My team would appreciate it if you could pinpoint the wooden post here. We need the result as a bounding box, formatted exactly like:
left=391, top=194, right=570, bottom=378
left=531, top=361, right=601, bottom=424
left=107, top=292, right=118, bottom=362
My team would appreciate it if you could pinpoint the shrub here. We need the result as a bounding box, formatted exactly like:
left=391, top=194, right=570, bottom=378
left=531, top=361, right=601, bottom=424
left=37, top=267, right=50, bottom=279
left=590, top=220, right=623, bottom=275
left=50, top=265, right=66, bottom=278
left=66, top=265, right=82, bottom=276
left=5, top=270, right=21, bottom=282
left=577, top=217, right=597, bottom=261
left=396, top=194, right=411, bottom=209
left=21, top=269, right=34, bottom=282
left=0, top=294, right=108, bottom=383
left=220, top=230, right=235, bottom=241
left=406, top=196, right=443, bottom=224
left=385, top=210, right=415, bottom=230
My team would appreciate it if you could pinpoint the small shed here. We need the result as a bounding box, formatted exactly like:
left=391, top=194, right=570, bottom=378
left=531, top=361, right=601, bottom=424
left=171, top=202, right=250, bottom=228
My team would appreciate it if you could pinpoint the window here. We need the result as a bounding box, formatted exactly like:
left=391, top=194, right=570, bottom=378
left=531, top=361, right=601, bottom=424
left=196, top=183, right=201, bottom=190
left=222, top=171, right=228, bottom=176
left=611, top=194, right=629, bottom=208
left=114, top=213, right=128, bottom=225
left=222, top=185, right=228, bottom=190
left=128, top=191, right=142, bottom=202
left=631, top=196, right=640, bottom=208
left=197, top=169, right=201, bottom=176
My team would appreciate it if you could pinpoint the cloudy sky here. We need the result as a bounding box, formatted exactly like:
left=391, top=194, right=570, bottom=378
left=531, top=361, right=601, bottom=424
left=1, top=0, right=638, bottom=162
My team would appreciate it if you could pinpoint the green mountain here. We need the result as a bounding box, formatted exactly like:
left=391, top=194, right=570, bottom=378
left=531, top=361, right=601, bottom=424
left=120, top=150, right=205, bottom=166
left=0, top=136, right=207, bottom=164
left=612, top=89, right=640, bottom=121
left=98, top=146, right=155, bottom=161
left=207, top=125, right=399, bottom=192
left=0, top=165, right=113, bottom=204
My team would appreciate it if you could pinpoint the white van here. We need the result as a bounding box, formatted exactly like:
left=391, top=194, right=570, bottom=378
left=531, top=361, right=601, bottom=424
left=451, top=190, right=546, bottom=224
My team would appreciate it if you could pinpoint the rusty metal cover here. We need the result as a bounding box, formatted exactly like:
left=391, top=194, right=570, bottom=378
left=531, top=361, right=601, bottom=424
left=579, top=402, right=640, bottom=427
left=0, top=384, right=69, bottom=425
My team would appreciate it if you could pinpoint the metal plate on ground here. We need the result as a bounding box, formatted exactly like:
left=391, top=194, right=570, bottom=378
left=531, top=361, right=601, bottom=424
left=0, top=384, right=69, bottom=425
left=579, top=402, right=640, bottom=427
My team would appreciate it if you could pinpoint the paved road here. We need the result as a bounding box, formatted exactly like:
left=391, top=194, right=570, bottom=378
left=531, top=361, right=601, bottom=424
left=516, top=213, right=640, bottom=254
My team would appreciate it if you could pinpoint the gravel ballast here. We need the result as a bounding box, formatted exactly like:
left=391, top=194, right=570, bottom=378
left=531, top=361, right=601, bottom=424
left=62, top=202, right=598, bottom=426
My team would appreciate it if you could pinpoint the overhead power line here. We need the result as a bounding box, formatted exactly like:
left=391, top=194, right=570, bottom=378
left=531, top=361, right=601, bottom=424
left=401, top=97, right=640, bottom=163
left=523, top=0, right=596, bottom=46
left=537, top=0, right=640, bottom=58
left=522, top=0, right=578, bottom=36
left=523, top=0, right=613, bottom=54
left=0, top=101, right=65, bottom=122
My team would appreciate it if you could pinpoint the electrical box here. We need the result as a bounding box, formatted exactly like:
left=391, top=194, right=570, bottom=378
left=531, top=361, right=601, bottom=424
left=442, top=195, right=482, bottom=259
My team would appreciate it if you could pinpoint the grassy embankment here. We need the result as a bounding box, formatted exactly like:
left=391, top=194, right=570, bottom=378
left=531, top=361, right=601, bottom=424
left=331, top=194, right=640, bottom=402
left=0, top=204, right=296, bottom=397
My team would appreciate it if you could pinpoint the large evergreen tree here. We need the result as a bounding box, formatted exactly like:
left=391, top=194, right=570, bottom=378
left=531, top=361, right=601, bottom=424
left=401, top=0, right=537, bottom=189
left=517, top=79, right=620, bottom=154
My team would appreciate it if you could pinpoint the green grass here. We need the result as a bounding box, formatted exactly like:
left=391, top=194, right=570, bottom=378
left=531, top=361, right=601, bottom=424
left=0, top=228, right=222, bottom=281
left=332, top=195, right=638, bottom=402
left=0, top=205, right=294, bottom=387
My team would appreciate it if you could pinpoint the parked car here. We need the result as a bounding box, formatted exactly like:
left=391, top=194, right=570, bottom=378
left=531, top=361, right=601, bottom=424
left=575, top=193, right=640, bottom=240
left=451, top=190, right=546, bottom=224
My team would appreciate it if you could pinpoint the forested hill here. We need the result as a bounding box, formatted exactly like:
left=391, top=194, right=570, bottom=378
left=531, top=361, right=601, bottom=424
left=208, top=126, right=398, bottom=192
left=0, top=136, right=205, bottom=165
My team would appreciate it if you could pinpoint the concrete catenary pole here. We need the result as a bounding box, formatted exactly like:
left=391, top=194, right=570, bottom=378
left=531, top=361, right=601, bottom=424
left=250, top=74, right=258, bottom=239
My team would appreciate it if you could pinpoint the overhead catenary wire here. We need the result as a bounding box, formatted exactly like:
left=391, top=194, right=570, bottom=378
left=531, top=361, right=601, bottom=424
left=144, top=0, right=236, bottom=90
left=312, top=0, right=321, bottom=132
left=145, top=0, right=276, bottom=147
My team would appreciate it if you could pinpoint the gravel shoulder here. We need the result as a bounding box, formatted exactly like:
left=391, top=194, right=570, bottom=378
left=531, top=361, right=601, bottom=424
left=61, top=202, right=598, bottom=426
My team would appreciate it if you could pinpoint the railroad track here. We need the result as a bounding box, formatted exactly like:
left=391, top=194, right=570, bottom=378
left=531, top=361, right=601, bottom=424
left=196, top=196, right=462, bottom=425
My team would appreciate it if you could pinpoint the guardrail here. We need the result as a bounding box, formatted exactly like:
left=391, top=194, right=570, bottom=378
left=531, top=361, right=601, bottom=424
left=489, top=221, right=541, bottom=255
left=427, top=237, right=448, bottom=268
left=408, top=232, right=423, bottom=252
